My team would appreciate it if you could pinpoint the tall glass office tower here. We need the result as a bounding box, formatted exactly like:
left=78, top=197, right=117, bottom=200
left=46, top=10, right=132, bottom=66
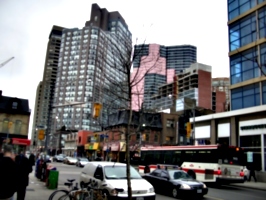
left=228, top=0, right=266, bottom=110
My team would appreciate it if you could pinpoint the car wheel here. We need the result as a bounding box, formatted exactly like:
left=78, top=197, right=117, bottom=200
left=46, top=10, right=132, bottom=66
left=172, top=187, right=178, bottom=198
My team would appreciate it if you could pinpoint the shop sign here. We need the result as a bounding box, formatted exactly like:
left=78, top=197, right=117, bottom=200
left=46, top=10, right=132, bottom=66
left=93, top=143, right=99, bottom=150
left=111, top=142, right=120, bottom=151
left=247, top=151, right=253, bottom=162
left=240, top=124, right=266, bottom=130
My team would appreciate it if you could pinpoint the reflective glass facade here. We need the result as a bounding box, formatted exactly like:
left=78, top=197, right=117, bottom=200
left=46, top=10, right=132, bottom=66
left=228, top=0, right=266, bottom=110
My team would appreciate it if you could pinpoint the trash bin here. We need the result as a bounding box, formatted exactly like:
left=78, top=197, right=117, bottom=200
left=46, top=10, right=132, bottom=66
left=47, top=170, right=59, bottom=189
left=45, top=164, right=57, bottom=186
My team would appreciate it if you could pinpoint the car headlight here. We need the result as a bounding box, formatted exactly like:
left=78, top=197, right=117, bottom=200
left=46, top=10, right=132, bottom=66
left=202, top=183, right=207, bottom=188
left=180, top=184, right=191, bottom=189
left=148, top=187, right=154, bottom=193
left=110, top=188, right=126, bottom=196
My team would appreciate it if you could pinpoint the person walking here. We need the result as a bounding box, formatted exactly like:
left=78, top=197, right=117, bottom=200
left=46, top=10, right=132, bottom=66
left=248, top=163, right=257, bottom=182
left=15, top=151, right=33, bottom=200
left=0, top=145, right=17, bottom=200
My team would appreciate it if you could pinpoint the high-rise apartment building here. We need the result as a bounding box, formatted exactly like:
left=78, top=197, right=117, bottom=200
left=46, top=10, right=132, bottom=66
left=52, top=4, right=132, bottom=139
left=132, top=44, right=196, bottom=111
left=228, top=1, right=266, bottom=110
left=31, top=26, right=64, bottom=149
left=212, top=77, right=230, bottom=111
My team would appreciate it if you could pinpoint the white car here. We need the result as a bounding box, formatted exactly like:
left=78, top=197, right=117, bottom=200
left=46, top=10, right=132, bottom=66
left=80, top=161, right=156, bottom=199
left=76, top=157, right=89, bottom=167
left=64, top=157, right=77, bottom=165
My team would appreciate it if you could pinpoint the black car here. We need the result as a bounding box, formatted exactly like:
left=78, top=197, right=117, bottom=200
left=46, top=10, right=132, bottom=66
left=142, top=168, right=208, bottom=199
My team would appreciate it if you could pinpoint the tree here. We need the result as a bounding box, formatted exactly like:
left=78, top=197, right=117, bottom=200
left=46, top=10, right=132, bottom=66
left=97, top=33, right=162, bottom=199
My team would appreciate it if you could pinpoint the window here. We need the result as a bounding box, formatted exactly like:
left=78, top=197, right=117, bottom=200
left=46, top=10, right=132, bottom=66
left=166, top=119, right=174, bottom=128
left=228, top=0, right=257, bottom=21
left=12, top=102, right=18, bottom=109
left=230, top=47, right=258, bottom=84
left=14, top=120, right=22, bottom=134
left=231, top=83, right=260, bottom=110
left=2, top=119, right=9, bottom=133
left=229, top=13, right=256, bottom=51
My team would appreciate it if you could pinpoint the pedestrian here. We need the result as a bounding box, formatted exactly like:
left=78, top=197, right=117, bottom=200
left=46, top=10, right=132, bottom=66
left=248, top=164, right=257, bottom=182
left=15, top=151, right=33, bottom=200
left=28, top=152, right=35, bottom=166
left=0, top=145, right=17, bottom=200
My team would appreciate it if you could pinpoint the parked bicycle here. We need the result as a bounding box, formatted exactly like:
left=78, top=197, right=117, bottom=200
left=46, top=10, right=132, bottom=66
left=48, top=178, right=78, bottom=200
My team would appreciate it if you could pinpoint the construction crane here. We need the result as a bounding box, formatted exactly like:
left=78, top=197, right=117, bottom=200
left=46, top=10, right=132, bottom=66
left=0, top=57, right=14, bottom=68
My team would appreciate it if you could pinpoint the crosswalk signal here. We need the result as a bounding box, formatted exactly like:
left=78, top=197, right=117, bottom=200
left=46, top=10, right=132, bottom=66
left=93, top=103, right=102, bottom=118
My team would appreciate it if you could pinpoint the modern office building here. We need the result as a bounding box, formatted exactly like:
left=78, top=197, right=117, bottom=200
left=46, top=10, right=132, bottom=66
left=131, top=44, right=197, bottom=111
left=31, top=26, right=64, bottom=150
left=187, top=1, right=266, bottom=174
left=52, top=3, right=132, bottom=147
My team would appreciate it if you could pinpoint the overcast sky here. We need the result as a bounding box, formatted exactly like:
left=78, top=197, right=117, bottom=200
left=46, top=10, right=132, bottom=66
left=0, top=0, right=229, bottom=138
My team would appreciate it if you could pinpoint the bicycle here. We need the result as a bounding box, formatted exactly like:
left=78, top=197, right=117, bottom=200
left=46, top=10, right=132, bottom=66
left=48, top=178, right=79, bottom=200
left=70, top=179, right=109, bottom=200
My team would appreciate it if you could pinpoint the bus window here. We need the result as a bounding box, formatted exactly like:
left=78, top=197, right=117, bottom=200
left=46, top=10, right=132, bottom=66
left=164, top=151, right=173, bottom=164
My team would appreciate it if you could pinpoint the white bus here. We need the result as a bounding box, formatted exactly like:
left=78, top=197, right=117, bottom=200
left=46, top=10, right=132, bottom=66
left=138, top=144, right=246, bottom=185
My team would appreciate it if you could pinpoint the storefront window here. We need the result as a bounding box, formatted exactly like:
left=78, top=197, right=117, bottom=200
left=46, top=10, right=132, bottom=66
left=240, top=135, right=262, bottom=171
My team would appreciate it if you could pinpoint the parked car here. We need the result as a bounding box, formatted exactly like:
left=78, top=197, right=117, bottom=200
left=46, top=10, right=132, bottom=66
left=80, top=161, right=156, bottom=199
left=53, top=155, right=64, bottom=162
left=76, top=157, right=89, bottom=167
left=142, top=168, right=208, bottom=199
left=63, top=157, right=77, bottom=165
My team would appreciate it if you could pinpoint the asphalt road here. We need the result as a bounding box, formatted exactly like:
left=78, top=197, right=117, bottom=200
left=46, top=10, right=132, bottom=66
left=50, top=162, right=266, bottom=200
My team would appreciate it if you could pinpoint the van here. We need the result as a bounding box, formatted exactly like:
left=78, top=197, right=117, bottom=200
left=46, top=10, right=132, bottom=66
left=80, top=161, right=156, bottom=199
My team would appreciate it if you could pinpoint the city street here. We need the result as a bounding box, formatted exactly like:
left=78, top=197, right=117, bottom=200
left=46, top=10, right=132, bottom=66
left=24, top=162, right=266, bottom=200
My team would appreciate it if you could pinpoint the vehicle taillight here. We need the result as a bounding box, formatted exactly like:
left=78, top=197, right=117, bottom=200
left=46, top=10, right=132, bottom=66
left=230, top=161, right=233, bottom=164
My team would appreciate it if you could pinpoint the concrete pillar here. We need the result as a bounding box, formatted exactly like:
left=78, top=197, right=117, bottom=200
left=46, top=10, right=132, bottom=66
left=230, top=117, right=237, bottom=146
left=210, top=119, right=216, bottom=144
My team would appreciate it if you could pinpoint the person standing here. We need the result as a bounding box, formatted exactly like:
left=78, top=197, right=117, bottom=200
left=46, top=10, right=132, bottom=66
left=0, top=145, right=17, bottom=200
left=15, top=151, right=33, bottom=200
left=248, top=163, right=257, bottom=182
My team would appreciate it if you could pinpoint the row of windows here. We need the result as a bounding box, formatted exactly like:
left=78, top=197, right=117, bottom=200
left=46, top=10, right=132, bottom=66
left=229, top=5, right=266, bottom=51
left=228, top=0, right=266, bottom=21
left=231, top=81, right=266, bottom=110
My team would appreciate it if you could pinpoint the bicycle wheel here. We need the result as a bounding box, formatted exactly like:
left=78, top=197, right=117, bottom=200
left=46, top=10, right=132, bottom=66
left=48, top=189, right=71, bottom=200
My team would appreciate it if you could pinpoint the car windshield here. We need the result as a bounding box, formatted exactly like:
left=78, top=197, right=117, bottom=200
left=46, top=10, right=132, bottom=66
left=104, top=166, right=142, bottom=179
left=168, top=170, right=192, bottom=180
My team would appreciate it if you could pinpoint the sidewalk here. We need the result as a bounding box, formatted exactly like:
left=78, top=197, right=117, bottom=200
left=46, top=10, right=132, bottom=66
left=17, top=171, right=65, bottom=200
left=231, top=181, right=266, bottom=190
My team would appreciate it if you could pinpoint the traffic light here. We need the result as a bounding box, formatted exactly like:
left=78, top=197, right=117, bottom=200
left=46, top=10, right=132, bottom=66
left=93, top=103, right=102, bottom=118
left=38, top=129, right=45, bottom=140
left=186, top=122, right=191, bottom=138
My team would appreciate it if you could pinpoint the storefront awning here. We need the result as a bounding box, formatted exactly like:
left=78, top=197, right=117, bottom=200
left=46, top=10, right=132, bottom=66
left=85, top=143, right=99, bottom=150
left=12, top=138, right=31, bottom=146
